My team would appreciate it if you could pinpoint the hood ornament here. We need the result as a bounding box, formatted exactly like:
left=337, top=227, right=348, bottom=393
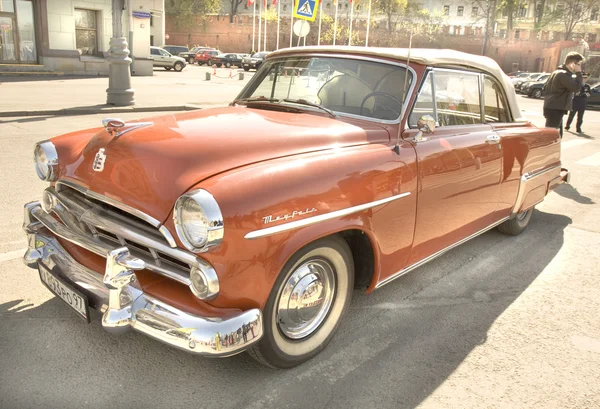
left=102, top=118, right=153, bottom=139
left=102, top=118, right=126, bottom=137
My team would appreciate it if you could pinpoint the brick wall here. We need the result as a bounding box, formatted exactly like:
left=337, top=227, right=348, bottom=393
left=165, top=15, right=584, bottom=73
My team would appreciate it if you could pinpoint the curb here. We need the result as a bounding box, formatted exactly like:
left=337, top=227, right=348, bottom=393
left=0, top=104, right=202, bottom=118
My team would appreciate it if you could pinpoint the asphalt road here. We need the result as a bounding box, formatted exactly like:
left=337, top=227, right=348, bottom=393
left=0, top=96, right=599, bottom=409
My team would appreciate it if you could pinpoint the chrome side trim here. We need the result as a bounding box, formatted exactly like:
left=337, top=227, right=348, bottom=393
left=245, top=192, right=411, bottom=240
left=56, top=180, right=177, bottom=248
left=375, top=216, right=510, bottom=289
left=23, top=229, right=262, bottom=357
left=511, top=164, right=561, bottom=216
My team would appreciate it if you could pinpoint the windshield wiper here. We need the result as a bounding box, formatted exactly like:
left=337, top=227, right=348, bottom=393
left=281, top=99, right=337, bottom=118
left=232, top=96, right=279, bottom=105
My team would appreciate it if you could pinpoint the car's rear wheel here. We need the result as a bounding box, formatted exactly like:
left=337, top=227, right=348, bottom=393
left=174, top=62, right=184, bottom=72
left=243, top=67, right=250, bottom=71
left=532, top=89, right=542, bottom=99
left=248, top=236, right=354, bottom=368
left=497, top=207, right=533, bottom=235
left=216, top=63, right=222, bottom=68
left=165, top=67, right=171, bottom=71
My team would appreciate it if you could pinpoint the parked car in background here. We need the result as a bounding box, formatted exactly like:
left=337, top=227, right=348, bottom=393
left=149, top=46, right=186, bottom=72
left=506, top=71, right=527, bottom=77
left=586, top=82, right=600, bottom=108
left=212, top=53, right=243, bottom=68
left=521, top=74, right=550, bottom=98
left=23, top=47, right=569, bottom=370
left=162, top=45, right=189, bottom=57
left=515, top=73, right=548, bottom=93
left=242, top=51, right=270, bottom=71
left=179, top=47, right=213, bottom=64
left=195, top=49, right=220, bottom=65
left=510, top=72, right=533, bottom=85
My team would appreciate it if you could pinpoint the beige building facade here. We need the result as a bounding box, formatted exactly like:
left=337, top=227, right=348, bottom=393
left=0, top=0, right=164, bottom=75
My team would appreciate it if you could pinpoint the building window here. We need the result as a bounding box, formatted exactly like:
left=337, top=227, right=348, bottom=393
left=150, top=15, right=153, bottom=27
left=591, top=9, right=599, bottom=20
left=588, top=33, right=597, bottom=42
left=518, top=5, right=527, bottom=17
left=443, top=5, right=449, bottom=15
left=457, top=6, right=464, bottom=16
left=150, top=35, right=154, bottom=46
left=74, top=9, right=98, bottom=56
left=471, top=7, right=478, bottom=17
left=515, top=29, right=520, bottom=39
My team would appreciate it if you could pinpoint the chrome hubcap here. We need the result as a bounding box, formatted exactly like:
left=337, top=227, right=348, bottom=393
left=276, top=258, right=336, bottom=340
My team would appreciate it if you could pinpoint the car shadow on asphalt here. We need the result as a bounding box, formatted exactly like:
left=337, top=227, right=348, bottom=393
left=0, top=209, right=573, bottom=408
left=553, top=183, right=596, bottom=204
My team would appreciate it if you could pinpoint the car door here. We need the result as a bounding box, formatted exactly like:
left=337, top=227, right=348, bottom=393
left=588, top=83, right=600, bottom=107
left=150, top=48, right=161, bottom=67
left=158, top=49, right=172, bottom=67
left=403, top=68, right=504, bottom=264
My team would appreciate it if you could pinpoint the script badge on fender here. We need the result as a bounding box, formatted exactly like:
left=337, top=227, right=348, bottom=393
left=93, top=148, right=107, bottom=172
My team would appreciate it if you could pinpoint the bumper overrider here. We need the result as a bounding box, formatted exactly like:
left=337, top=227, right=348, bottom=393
left=22, top=201, right=263, bottom=357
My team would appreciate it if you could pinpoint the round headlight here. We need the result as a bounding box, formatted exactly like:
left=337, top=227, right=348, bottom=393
left=174, top=189, right=224, bottom=253
left=179, top=198, right=209, bottom=248
left=34, top=141, right=59, bottom=181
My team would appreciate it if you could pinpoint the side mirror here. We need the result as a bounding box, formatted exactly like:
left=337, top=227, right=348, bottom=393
left=413, top=115, right=436, bottom=142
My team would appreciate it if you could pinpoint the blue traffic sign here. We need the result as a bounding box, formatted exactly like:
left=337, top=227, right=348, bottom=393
left=293, top=0, right=319, bottom=22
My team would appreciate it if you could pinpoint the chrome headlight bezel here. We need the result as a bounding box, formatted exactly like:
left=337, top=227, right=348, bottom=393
left=34, top=141, right=59, bottom=181
left=173, top=189, right=224, bottom=253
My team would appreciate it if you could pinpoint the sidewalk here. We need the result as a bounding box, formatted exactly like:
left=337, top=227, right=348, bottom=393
left=0, top=66, right=253, bottom=117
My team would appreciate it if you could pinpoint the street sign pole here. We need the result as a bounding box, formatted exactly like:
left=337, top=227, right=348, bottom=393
left=106, top=0, right=134, bottom=106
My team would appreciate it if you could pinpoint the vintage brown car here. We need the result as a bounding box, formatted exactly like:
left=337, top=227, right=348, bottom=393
left=24, top=47, right=569, bottom=368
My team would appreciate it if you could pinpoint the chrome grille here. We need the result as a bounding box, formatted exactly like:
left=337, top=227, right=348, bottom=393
left=47, top=181, right=194, bottom=286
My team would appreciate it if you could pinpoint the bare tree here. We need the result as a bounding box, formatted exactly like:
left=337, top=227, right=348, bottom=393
left=229, top=0, right=245, bottom=23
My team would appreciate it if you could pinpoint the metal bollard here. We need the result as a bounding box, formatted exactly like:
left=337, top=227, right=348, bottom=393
left=238, top=72, right=244, bottom=80
left=205, top=72, right=211, bottom=81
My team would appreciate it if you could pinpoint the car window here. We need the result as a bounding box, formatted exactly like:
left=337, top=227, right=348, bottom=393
left=409, top=69, right=482, bottom=127
left=159, top=49, right=170, bottom=56
left=483, top=75, right=510, bottom=123
left=240, top=56, right=412, bottom=121
left=150, top=48, right=160, bottom=56
left=433, top=70, right=481, bottom=126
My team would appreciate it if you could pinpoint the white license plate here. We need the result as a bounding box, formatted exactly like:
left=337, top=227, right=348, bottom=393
left=39, top=265, right=89, bottom=322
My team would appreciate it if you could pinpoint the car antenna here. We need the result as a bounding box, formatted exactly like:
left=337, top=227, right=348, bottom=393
left=394, top=31, right=413, bottom=155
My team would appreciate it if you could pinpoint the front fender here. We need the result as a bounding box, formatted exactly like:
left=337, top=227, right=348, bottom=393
left=163, top=142, right=418, bottom=311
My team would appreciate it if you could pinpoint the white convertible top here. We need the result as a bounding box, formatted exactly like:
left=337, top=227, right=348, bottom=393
left=269, top=46, right=527, bottom=122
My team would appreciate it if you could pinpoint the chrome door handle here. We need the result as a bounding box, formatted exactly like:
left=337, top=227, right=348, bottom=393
left=486, top=135, right=501, bottom=144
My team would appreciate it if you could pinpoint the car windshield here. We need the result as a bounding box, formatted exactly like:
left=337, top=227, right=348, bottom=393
left=252, top=52, right=269, bottom=58
left=237, top=56, right=412, bottom=121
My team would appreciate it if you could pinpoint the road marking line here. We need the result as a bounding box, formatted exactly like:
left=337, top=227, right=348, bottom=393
left=562, top=139, right=591, bottom=149
left=0, top=249, right=25, bottom=263
left=576, top=152, right=600, bottom=166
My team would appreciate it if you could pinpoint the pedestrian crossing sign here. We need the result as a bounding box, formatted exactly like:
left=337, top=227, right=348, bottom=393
left=293, top=0, right=318, bottom=22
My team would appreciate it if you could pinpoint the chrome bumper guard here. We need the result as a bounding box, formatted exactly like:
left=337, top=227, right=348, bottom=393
left=23, top=201, right=263, bottom=357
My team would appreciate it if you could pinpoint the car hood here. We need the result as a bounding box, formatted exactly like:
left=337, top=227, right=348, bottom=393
left=62, top=106, right=389, bottom=223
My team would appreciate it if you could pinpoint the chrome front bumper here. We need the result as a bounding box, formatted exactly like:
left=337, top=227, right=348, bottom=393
left=23, top=201, right=263, bottom=358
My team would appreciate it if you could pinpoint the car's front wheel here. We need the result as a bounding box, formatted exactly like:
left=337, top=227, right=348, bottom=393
left=225, top=62, right=231, bottom=68
left=174, top=62, right=184, bottom=72
left=497, top=207, right=533, bottom=235
left=532, top=89, right=542, bottom=99
left=248, top=236, right=354, bottom=368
